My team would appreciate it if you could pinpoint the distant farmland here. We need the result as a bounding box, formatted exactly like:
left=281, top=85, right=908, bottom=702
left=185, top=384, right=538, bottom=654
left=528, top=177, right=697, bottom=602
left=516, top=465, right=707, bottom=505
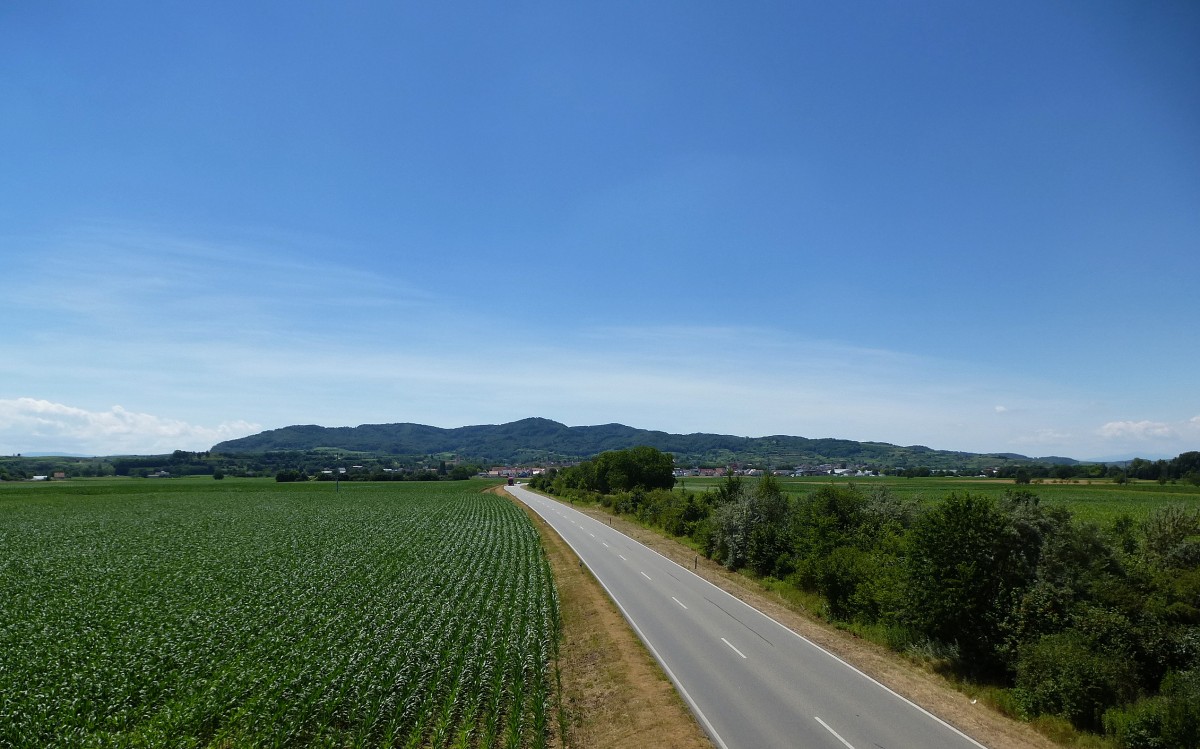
left=0, top=479, right=559, bottom=748
left=674, top=474, right=1200, bottom=523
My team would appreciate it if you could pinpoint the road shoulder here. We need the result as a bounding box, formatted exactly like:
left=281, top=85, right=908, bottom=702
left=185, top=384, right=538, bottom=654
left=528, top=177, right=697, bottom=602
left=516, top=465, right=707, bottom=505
left=499, top=486, right=715, bottom=749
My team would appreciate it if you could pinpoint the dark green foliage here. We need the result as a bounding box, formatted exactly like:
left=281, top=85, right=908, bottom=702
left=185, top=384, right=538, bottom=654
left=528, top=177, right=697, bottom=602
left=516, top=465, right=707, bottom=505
left=903, top=493, right=1016, bottom=673
left=547, top=446, right=675, bottom=496
left=1105, top=670, right=1200, bottom=748
left=790, top=484, right=873, bottom=617
left=632, top=488, right=707, bottom=538
left=1015, top=630, right=1139, bottom=732
left=592, top=446, right=676, bottom=493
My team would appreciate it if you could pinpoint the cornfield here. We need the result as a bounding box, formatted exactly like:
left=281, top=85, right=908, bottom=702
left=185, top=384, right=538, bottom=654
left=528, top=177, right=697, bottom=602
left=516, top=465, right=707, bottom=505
left=0, top=480, right=560, bottom=748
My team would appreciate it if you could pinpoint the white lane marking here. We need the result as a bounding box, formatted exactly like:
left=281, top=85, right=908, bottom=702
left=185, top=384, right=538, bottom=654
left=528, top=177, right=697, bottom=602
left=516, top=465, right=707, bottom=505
left=525, top=492, right=989, bottom=749
left=640, top=571, right=652, bottom=581
left=601, top=542, right=610, bottom=548
left=618, top=554, right=627, bottom=561
left=589, top=532, right=595, bottom=538
left=720, top=637, right=747, bottom=659
left=672, top=596, right=688, bottom=610
left=814, top=717, right=855, bottom=748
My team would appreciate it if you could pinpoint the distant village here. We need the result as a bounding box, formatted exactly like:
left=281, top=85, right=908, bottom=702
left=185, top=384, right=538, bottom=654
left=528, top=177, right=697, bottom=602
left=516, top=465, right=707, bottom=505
left=485, top=464, right=889, bottom=480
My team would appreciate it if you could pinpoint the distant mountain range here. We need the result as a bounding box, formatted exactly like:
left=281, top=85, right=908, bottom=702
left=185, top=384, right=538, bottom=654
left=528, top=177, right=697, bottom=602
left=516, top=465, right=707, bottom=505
left=212, top=417, right=1080, bottom=470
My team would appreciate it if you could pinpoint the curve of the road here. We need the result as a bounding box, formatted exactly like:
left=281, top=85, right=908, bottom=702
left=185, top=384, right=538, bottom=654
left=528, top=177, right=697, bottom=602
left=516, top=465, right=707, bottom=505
left=507, top=483, right=989, bottom=749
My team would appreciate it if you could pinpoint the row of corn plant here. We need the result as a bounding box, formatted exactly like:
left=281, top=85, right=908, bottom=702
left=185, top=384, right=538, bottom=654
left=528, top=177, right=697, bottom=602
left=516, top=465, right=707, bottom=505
left=0, top=480, right=560, bottom=748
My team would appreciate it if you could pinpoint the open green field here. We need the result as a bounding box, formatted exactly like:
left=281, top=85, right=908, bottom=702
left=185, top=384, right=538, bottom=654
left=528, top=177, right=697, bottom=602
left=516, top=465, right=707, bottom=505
left=675, top=475, right=1200, bottom=524
left=0, top=478, right=558, bottom=749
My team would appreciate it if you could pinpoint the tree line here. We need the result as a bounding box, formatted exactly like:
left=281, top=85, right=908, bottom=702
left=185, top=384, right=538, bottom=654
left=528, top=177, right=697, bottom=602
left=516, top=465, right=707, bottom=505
left=531, top=447, right=1200, bottom=747
left=0, top=451, right=481, bottom=481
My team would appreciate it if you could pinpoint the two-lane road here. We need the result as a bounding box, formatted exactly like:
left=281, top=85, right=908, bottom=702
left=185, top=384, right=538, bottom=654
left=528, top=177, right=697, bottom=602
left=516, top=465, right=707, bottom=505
left=507, top=484, right=987, bottom=749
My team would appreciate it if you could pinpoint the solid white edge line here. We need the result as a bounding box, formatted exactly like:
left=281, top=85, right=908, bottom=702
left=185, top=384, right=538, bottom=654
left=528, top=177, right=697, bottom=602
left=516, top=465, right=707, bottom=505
left=720, top=637, right=747, bottom=659
left=504, top=485, right=733, bottom=749
left=672, top=596, right=688, bottom=609
left=508, top=484, right=990, bottom=749
left=814, top=716, right=855, bottom=749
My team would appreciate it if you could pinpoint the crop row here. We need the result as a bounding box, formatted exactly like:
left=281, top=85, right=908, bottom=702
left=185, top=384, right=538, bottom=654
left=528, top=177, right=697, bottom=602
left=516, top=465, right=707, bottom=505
left=0, top=481, right=559, bottom=748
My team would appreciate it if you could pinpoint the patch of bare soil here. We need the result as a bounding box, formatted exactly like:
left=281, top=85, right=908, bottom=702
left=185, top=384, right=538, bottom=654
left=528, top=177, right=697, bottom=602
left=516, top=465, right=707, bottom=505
left=494, top=486, right=714, bottom=749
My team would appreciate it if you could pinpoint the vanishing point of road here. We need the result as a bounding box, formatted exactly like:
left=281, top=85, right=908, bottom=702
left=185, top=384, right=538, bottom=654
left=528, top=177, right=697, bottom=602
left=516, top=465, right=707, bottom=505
left=507, top=483, right=988, bottom=749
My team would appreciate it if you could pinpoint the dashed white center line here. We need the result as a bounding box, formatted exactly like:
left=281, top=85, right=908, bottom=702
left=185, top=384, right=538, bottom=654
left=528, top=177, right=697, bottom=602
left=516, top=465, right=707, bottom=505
left=671, top=596, right=688, bottom=610
left=588, top=532, right=595, bottom=538
left=721, top=637, right=747, bottom=659
left=814, top=717, right=855, bottom=748
left=618, top=554, right=627, bottom=561
left=640, top=571, right=652, bottom=581
left=601, top=542, right=610, bottom=548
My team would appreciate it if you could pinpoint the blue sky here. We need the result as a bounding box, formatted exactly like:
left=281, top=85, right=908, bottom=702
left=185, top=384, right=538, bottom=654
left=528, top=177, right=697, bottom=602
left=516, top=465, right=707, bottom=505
left=2, top=1, right=1197, bottom=460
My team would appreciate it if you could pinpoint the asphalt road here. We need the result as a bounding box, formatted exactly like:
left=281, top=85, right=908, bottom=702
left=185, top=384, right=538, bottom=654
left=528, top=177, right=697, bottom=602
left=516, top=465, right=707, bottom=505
left=507, top=484, right=989, bottom=749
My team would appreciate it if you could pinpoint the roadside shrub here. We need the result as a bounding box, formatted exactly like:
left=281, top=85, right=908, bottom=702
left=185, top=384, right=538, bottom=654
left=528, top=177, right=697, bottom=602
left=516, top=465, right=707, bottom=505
left=1105, top=698, right=1168, bottom=749
left=815, top=545, right=870, bottom=620
left=1106, top=671, right=1200, bottom=748
left=1015, top=630, right=1139, bottom=732
left=1104, top=672, right=1200, bottom=749
left=689, top=516, right=716, bottom=558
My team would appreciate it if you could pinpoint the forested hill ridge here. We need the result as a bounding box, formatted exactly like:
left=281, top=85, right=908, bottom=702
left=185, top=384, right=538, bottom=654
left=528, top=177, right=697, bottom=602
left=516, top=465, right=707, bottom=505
left=211, top=417, right=1077, bottom=470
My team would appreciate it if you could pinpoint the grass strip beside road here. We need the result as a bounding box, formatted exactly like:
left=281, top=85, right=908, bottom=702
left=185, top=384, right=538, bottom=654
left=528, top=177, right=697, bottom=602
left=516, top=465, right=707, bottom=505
left=497, top=486, right=714, bottom=749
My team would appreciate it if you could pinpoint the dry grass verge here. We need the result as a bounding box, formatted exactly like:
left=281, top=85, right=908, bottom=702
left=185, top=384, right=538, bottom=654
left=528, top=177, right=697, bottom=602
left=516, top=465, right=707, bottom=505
left=493, top=486, right=714, bottom=749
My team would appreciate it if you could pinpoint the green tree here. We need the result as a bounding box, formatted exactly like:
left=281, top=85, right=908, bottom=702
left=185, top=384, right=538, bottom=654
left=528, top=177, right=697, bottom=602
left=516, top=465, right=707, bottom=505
left=711, top=474, right=790, bottom=574
left=903, top=493, right=1012, bottom=673
left=710, top=471, right=746, bottom=505
left=592, top=446, right=675, bottom=493
left=1140, top=505, right=1200, bottom=571
left=745, top=475, right=791, bottom=576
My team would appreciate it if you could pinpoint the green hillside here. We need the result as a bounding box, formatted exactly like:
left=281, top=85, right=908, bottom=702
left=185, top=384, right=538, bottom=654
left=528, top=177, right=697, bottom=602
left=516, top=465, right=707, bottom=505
left=211, top=417, right=1070, bottom=471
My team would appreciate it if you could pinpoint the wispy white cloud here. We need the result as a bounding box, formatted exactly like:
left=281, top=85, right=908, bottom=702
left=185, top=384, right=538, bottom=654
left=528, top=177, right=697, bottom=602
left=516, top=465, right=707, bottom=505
left=0, top=398, right=259, bottom=454
left=5, top=224, right=1196, bottom=461
left=1098, top=419, right=1178, bottom=441
left=0, top=309, right=1082, bottom=456
left=6, top=224, right=438, bottom=342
